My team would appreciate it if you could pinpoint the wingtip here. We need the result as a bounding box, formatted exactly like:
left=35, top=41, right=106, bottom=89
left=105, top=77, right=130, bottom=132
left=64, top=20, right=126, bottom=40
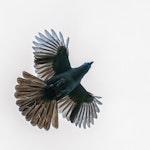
left=51, top=29, right=55, bottom=32
left=51, top=29, right=56, bottom=35
left=96, top=99, right=102, bottom=105
left=44, top=29, right=48, bottom=33
left=66, top=37, right=70, bottom=48
left=32, top=46, right=36, bottom=50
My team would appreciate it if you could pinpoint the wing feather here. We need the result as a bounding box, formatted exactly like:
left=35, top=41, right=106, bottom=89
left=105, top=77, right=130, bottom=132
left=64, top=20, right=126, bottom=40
left=58, top=84, right=102, bottom=128
left=33, top=29, right=71, bottom=80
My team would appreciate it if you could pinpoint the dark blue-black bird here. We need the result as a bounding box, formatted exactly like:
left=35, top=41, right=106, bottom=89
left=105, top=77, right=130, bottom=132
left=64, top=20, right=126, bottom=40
left=15, top=29, right=102, bottom=130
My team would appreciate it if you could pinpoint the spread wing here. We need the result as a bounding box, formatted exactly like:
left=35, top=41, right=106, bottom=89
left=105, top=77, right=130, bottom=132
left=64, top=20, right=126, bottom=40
left=58, top=84, right=102, bottom=129
left=33, top=29, right=71, bottom=80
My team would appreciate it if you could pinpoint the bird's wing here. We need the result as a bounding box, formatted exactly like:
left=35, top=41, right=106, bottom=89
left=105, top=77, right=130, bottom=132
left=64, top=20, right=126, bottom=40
left=58, top=84, right=102, bottom=128
left=33, top=29, right=71, bottom=80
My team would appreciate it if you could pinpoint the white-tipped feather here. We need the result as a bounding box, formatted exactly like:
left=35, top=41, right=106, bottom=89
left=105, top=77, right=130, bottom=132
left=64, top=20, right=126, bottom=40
left=51, top=29, right=60, bottom=42
left=61, top=100, right=72, bottom=113
left=38, top=32, right=50, bottom=43
left=94, top=98, right=102, bottom=105
left=78, top=106, right=85, bottom=128
left=33, top=44, right=55, bottom=52
left=33, top=41, right=57, bottom=52
left=91, top=103, right=97, bottom=118
left=66, top=37, right=69, bottom=48
left=93, top=101, right=100, bottom=113
left=86, top=105, right=90, bottom=128
left=44, top=30, right=55, bottom=41
left=59, top=32, right=65, bottom=46
left=32, top=47, right=56, bottom=54
left=66, top=102, right=76, bottom=120
left=58, top=98, right=70, bottom=110
left=75, top=105, right=83, bottom=126
left=62, top=101, right=74, bottom=118
left=37, top=32, right=59, bottom=49
left=44, top=30, right=60, bottom=47
left=89, top=105, right=94, bottom=124
left=35, top=65, right=52, bottom=74
left=34, top=63, right=52, bottom=69
left=83, top=104, right=87, bottom=129
left=35, top=36, right=56, bottom=48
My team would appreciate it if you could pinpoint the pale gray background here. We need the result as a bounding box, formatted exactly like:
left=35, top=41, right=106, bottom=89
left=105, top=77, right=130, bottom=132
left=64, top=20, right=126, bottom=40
left=1, top=0, right=150, bottom=150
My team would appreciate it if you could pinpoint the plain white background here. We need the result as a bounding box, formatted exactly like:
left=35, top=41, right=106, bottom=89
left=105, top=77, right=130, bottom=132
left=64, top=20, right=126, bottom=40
left=1, top=0, right=150, bottom=149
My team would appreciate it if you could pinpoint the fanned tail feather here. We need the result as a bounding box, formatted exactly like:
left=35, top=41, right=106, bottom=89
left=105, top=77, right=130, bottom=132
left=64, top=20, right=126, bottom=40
left=15, top=71, right=58, bottom=130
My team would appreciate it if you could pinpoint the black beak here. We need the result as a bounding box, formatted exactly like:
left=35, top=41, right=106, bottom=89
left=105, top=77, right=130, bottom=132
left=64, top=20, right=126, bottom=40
left=89, top=61, right=94, bottom=65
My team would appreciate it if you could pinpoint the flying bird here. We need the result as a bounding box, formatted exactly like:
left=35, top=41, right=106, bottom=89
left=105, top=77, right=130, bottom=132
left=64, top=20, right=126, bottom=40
left=15, top=29, right=102, bottom=130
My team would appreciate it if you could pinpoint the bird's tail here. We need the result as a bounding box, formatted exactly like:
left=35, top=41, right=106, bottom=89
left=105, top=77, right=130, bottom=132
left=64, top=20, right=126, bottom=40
left=15, top=71, right=58, bottom=130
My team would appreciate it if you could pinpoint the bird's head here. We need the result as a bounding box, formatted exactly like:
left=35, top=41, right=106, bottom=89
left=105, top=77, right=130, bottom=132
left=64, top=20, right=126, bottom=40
left=72, top=61, right=94, bottom=82
left=80, top=61, right=94, bottom=74
left=83, top=61, right=94, bottom=69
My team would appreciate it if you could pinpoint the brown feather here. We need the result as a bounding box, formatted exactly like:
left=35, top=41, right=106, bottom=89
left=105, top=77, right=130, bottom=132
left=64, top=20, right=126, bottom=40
left=15, top=85, right=42, bottom=92
left=15, top=71, right=59, bottom=130
left=22, top=71, right=45, bottom=85
left=15, top=91, right=40, bottom=99
left=52, top=101, right=58, bottom=128
left=43, top=102, right=52, bottom=130
left=17, top=77, right=44, bottom=87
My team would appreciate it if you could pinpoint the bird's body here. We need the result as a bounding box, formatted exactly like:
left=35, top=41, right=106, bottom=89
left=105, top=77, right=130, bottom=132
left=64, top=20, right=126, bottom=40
left=44, top=62, right=93, bottom=101
left=15, top=29, right=102, bottom=130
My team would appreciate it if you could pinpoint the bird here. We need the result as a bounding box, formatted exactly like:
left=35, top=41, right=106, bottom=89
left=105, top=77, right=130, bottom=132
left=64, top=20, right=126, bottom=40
left=15, top=29, right=102, bottom=130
